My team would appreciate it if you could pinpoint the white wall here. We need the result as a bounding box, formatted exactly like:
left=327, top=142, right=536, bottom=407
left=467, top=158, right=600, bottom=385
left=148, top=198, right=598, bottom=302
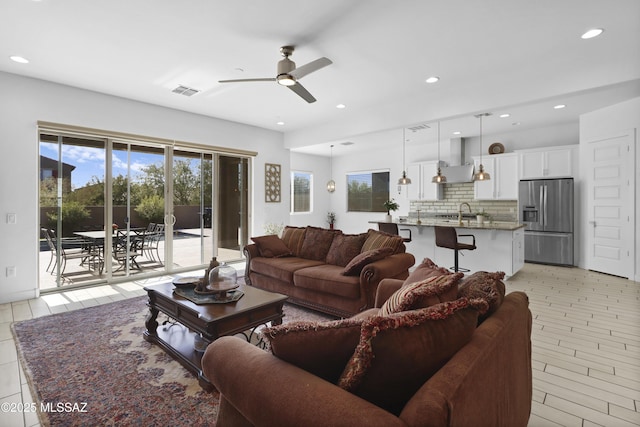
left=579, top=97, right=640, bottom=281
left=0, top=71, right=288, bottom=303
left=287, top=152, right=332, bottom=229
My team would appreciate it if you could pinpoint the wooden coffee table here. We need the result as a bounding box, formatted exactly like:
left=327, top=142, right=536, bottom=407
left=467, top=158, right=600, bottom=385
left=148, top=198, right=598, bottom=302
left=143, top=281, right=288, bottom=391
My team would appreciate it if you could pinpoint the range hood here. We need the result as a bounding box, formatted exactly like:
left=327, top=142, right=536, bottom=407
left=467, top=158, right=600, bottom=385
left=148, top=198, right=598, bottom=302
left=439, top=164, right=475, bottom=183
left=439, top=137, right=475, bottom=183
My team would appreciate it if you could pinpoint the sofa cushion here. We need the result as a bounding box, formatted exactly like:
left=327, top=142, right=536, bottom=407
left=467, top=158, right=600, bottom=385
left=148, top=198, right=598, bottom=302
left=294, top=264, right=361, bottom=299
left=325, top=232, right=368, bottom=267
left=299, top=226, right=338, bottom=261
left=251, top=234, right=292, bottom=258
left=338, top=298, right=488, bottom=415
left=262, top=318, right=363, bottom=384
left=380, top=272, right=464, bottom=316
left=403, top=257, right=452, bottom=285
left=281, top=226, right=306, bottom=257
left=342, top=247, right=395, bottom=276
left=251, top=257, right=325, bottom=283
left=361, top=229, right=404, bottom=254
left=458, top=271, right=506, bottom=323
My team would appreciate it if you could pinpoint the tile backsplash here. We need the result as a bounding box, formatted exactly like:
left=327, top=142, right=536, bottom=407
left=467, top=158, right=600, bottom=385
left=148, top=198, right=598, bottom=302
left=409, top=182, right=518, bottom=221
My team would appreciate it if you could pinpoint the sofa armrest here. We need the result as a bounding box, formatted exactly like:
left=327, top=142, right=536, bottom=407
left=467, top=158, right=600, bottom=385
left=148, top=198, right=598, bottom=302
left=399, top=292, right=533, bottom=427
left=358, top=252, right=415, bottom=310
left=374, top=278, right=404, bottom=307
left=243, top=244, right=260, bottom=285
left=203, top=336, right=406, bottom=427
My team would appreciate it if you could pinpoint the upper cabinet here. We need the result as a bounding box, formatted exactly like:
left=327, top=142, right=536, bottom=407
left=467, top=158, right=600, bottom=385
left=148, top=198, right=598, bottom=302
left=473, top=153, right=519, bottom=200
left=518, top=145, right=578, bottom=179
left=406, top=161, right=444, bottom=201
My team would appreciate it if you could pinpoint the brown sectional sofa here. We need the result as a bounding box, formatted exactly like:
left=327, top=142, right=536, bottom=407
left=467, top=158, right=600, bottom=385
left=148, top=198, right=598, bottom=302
left=244, top=226, right=416, bottom=317
left=203, top=265, right=533, bottom=427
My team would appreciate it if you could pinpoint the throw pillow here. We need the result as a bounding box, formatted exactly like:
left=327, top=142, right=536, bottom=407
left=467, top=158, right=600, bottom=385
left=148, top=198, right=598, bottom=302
left=403, top=257, right=452, bottom=285
left=338, top=298, right=489, bottom=415
left=458, top=271, right=507, bottom=323
left=325, top=232, right=368, bottom=267
left=299, top=226, right=338, bottom=261
left=263, top=318, right=363, bottom=384
left=361, top=229, right=404, bottom=254
left=251, top=234, right=292, bottom=258
left=380, top=272, right=464, bottom=316
left=281, top=226, right=306, bottom=257
left=342, top=247, right=394, bottom=276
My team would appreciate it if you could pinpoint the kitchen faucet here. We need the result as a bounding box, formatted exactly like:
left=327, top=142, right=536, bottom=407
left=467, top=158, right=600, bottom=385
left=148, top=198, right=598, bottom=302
left=458, top=202, right=471, bottom=225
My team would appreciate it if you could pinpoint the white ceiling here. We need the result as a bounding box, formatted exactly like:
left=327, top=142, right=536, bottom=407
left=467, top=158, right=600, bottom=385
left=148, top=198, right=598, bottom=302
left=2, top=0, right=639, bottom=156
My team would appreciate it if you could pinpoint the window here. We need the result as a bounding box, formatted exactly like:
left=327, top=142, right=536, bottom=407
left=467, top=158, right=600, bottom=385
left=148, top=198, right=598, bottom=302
left=347, top=170, right=390, bottom=212
left=291, top=171, right=312, bottom=213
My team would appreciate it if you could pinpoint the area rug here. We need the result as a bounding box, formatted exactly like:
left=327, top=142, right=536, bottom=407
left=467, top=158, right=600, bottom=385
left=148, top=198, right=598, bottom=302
left=12, top=295, right=335, bottom=426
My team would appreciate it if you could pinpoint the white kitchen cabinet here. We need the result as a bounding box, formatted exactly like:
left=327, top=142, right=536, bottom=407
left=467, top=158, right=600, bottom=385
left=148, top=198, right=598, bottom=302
left=406, top=161, right=443, bottom=201
left=473, top=153, right=518, bottom=200
left=518, top=145, right=577, bottom=179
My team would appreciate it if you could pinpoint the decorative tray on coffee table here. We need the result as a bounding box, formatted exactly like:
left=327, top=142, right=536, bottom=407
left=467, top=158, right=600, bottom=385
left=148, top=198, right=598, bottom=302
left=174, top=284, right=243, bottom=304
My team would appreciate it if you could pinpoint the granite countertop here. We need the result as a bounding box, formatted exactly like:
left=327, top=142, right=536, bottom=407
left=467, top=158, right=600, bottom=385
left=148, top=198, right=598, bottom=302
left=372, top=219, right=526, bottom=231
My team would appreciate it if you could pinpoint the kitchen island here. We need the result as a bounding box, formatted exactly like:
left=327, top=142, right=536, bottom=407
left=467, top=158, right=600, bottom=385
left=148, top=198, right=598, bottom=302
left=371, top=219, right=526, bottom=277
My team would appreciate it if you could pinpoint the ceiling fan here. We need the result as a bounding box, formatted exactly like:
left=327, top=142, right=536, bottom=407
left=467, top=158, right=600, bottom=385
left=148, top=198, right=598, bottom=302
left=218, top=46, right=332, bottom=103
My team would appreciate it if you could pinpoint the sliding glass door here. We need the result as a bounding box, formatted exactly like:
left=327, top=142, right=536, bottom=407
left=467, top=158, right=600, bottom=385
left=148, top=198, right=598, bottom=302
left=39, top=134, right=106, bottom=289
left=39, top=128, right=251, bottom=290
left=171, top=150, right=214, bottom=268
left=110, top=141, right=166, bottom=278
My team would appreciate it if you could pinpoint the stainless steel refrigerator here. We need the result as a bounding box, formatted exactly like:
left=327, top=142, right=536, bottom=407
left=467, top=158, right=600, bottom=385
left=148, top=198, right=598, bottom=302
left=519, top=178, right=574, bottom=266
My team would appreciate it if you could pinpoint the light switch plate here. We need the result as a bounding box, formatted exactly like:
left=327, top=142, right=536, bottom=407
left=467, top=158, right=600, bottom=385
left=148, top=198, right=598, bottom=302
left=7, top=213, right=16, bottom=224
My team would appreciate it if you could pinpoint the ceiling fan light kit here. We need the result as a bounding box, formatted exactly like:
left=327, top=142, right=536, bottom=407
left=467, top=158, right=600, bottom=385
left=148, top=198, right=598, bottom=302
left=218, top=45, right=332, bottom=103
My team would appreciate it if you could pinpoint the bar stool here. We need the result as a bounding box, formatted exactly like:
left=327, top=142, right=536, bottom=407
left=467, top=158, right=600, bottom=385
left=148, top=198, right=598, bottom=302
left=378, top=222, right=412, bottom=243
left=434, top=226, right=476, bottom=272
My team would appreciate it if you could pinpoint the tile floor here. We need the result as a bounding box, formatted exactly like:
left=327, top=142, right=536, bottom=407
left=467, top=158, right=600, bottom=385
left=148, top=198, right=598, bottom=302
left=1, top=264, right=639, bottom=426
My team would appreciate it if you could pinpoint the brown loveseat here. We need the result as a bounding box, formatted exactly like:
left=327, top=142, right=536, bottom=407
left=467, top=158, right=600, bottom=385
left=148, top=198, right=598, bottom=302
left=203, top=263, right=533, bottom=427
left=244, top=226, right=416, bottom=317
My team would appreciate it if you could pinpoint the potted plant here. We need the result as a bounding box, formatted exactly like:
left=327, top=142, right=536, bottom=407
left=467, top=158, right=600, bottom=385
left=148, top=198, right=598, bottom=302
left=326, top=212, right=336, bottom=229
left=475, top=211, right=491, bottom=225
left=383, top=199, right=399, bottom=222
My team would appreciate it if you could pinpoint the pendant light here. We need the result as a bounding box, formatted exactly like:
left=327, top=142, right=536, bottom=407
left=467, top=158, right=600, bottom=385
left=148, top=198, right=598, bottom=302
left=397, top=128, right=412, bottom=185
left=431, top=121, right=447, bottom=183
left=327, top=144, right=336, bottom=193
left=473, top=113, right=491, bottom=181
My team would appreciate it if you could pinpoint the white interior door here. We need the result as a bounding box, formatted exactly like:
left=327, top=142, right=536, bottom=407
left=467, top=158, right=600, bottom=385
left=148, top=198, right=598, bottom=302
left=585, top=130, right=635, bottom=278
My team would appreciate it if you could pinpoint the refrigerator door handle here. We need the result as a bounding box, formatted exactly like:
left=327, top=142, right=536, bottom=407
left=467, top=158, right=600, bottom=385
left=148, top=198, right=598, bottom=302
left=543, top=185, right=548, bottom=228
left=539, top=186, right=544, bottom=227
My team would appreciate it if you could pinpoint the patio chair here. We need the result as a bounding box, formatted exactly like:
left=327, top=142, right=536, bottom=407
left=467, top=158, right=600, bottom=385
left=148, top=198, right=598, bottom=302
left=42, top=228, right=96, bottom=275
left=142, top=223, right=164, bottom=263
left=112, top=229, right=142, bottom=271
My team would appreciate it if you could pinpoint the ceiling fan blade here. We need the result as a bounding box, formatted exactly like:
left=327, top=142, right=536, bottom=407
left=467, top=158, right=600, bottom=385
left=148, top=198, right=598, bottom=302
left=289, top=57, right=332, bottom=79
left=288, top=82, right=316, bottom=103
left=218, top=78, right=276, bottom=83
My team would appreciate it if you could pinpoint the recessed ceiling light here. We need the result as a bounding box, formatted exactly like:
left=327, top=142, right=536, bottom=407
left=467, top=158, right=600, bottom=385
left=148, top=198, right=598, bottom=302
left=336, top=104, right=346, bottom=109
left=276, top=121, right=285, bottom=126
left=553, top=104, right=566, bottom=109
left=10, top=56, right=29, bottom=64
left=581, top=28, right=604, bottom=39
left=452, top=131, right=461, bottom=135
left=425, top=76, right=440, bottom=84
left=499, top=113, right=510, bottom=118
